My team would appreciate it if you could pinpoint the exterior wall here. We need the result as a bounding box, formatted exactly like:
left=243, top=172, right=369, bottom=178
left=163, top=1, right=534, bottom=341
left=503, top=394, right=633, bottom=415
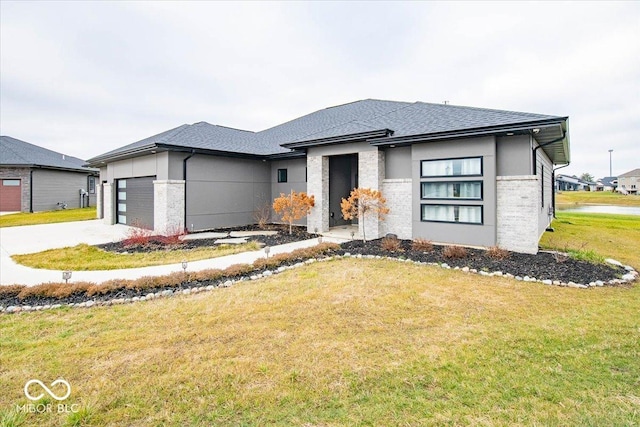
left=102, top=182, right=114, bottom=225
left=536, top=147, right=554, bottom=237
left=385, top=146, right=411, bottom=179
left=496, top=135, right=531, bottom=176
left=185, top=155, right=270, bottom=231
left=619, top=174, right=639, bottom=194
left=496, top=176, right=539, bottom=254
left=103, top=152, right=169, bottom=181
left=358, top=150, right=385, bottom=240
left=270, top=158, right=308, bottom=226
left=0, top=167, right=30, bottom=212
left=154, top=180, right=185, bottom=235
left=381, top=178, right=412, bottom=239
left=411, top=137, right=497, bottom=247
left=306, top=155, right=329, bottom=233
left=31, top=169, right=92, bottom=212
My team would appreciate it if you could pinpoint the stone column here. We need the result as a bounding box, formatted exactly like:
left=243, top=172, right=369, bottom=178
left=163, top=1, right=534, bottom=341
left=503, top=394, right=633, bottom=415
left=102, top=182, right=114, bottom=225
left=154, top=179, right=186, bottom=236
left=496, top=176, right=539, bottom=254
left=381, top=178, right=412, bottom=239
left=306, top=155, right=329, bottom=233
left=358, top=150, right=385, bottom=240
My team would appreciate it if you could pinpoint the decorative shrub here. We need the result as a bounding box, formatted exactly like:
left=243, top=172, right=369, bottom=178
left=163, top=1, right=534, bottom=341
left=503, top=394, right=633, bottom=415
left=486, top=246, right=510, bottom=260
left=123, top=219, right=153, bottom=247
left=380, top=236, right=402, bottom=252
left=17, top=282, right=94, bottom=300
left=443, top=245, right=468, bottom=259
left=253, top=202, right=272, bottom=229
left=273, top=190, right=315, bottom=235
left=0, top=284, right=25, bottom=299
left=411, top=238, right=433, bottom=252
left=340, top=188, right=390, bottom=242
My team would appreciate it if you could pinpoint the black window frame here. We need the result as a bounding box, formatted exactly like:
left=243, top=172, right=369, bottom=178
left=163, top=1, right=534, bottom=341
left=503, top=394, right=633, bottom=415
left=420, top=156, right=483, bottom=178
left=420, top=180, right=483, bottom=201
left=420, top=204, right=484, bottom=225
left=277, top=168, right=288, bottom=183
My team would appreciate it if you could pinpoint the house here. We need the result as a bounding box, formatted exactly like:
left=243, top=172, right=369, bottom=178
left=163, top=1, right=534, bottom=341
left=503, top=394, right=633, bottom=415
left=596, top=176, right=617, bottom=192
left=0, top=136, right=98, bottom=212
left=618, top=168, right=640, bottom=195
left=87, top=99, right=570, bottom=254
left=555, top=174, right=595, bottom=192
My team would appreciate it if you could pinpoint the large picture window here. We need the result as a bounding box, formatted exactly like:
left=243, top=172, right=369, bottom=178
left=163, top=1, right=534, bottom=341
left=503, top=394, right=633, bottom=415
left=421, top=181, right=482, bottom=200
left=421, top=157, right=482, bottom=177
left=421, top=204, right=483, bottom=224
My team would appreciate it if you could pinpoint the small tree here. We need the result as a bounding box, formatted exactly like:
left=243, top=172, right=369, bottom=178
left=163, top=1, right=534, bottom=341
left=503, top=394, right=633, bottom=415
left=580, top=172, right=595, bottom=182
left=273, top=190, right=315, bottom=235
left=340, top=187, right=390, bottom=242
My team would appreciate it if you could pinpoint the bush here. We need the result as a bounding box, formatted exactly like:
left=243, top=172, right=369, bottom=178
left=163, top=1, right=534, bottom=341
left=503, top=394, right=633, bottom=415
left=486, top=246, right=510, bottom=260
left=443, top=245, right=468, bottom=259
left=411, top=238, right=433, bottom=252
left=87, top=280, right=132, bottom=296
left=17, top=282, right=94, bottom=300
left=223, top=263, right=255, bottom=278
left=380, top=236, right=402, bottom=252
left=123, top=219, right=153, bottom=247
left=253, top=202, right=272, bottom=229
left=0, top=284, right=25, bottom=299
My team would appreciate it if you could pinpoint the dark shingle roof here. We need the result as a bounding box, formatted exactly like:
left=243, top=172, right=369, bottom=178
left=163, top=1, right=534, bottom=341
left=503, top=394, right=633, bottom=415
left=0, top=136, right=96, bottom=172
left=88, top=99, right=569, bottom=163
left=619, top=168, right=640, bottom=178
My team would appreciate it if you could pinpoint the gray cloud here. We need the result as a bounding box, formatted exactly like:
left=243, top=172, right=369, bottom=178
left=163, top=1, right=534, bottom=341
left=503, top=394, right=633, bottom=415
left=1, top=1, right=638, bottom=178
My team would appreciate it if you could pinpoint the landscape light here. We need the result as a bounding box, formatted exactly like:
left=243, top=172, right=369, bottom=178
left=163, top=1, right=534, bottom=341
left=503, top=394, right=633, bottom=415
left=181, top=260, right=188, bottom=272
left=264, top=246, right=271, bottom=258
left=62, top=271, right=72, bottom=284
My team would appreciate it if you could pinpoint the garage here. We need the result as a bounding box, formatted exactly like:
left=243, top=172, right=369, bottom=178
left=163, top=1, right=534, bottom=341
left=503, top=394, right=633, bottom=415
left=116, top=176, right=155, bottom=229
left=0, top=179, right=22, bottom=212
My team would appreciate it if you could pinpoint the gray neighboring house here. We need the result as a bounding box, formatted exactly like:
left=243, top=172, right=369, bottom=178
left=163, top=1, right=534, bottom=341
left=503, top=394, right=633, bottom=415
left=87, top=99, right=570, bottom=254
left=0, top=136, right=98, bottom=212
left=555, top=174, right=595, bottom=192
left=618, top=168, right=640, bottom=195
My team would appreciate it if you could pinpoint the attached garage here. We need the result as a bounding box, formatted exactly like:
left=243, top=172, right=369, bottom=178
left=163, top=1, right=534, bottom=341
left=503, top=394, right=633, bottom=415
left=116, top=176, right=155, bottom=229
left=0, top=179, right=22, bottom=212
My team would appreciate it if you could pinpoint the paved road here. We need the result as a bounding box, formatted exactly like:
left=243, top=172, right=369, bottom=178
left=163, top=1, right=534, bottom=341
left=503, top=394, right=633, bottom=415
left=0, top=220, right=343, bottom=286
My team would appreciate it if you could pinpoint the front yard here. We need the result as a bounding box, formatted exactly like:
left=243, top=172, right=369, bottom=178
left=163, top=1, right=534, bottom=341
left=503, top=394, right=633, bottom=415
left=0, top=207, right=97, bottom=228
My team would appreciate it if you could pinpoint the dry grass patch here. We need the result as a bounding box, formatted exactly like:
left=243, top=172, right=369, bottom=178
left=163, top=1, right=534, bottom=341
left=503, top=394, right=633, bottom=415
left=11, top=242, right=261, bottom=270
left=1, top=258, right=638, bottom=426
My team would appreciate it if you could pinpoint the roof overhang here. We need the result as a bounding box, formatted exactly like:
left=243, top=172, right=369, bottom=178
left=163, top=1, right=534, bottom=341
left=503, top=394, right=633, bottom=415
left=532, top=120, right=570, bottom=165
left=281, top=129, right=393, bottom=150
left=1, top=163, right=99, bottom=174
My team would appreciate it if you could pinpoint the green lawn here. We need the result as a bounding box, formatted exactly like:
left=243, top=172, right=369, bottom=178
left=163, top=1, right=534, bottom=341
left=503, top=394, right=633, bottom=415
left=0, top=207, right=97, bottom=228
left=541, top=212, right=640, bottom=269
left=556, top=191, right=640, bottom=206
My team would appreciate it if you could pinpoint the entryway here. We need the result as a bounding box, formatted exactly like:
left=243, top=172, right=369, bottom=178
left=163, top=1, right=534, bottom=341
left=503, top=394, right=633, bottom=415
left=328, top=154, right=357, bottom=228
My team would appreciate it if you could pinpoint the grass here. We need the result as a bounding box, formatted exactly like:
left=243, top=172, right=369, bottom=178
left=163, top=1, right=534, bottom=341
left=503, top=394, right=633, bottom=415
left=1, top=259, right=639, bottom=426
left=541, top=212, right=640, bottom=269
left=11, top=242, right=261, bottom=270
left=0, top=207, right=97, bottom=228
left=556, top=191, right=640, bottom=206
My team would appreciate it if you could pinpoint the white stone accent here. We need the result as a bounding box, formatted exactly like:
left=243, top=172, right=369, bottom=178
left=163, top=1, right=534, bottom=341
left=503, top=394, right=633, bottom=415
left=381, top=178, right=412, bottom=239
left=358, top=150, right=385, bottom=240
left=102, top=182, right=114, bottom=225
left=306, top=155, right=329, bottom=233
left=153, top=180, right=185, bottom=235
left=496, top=175, right=540, bottom=254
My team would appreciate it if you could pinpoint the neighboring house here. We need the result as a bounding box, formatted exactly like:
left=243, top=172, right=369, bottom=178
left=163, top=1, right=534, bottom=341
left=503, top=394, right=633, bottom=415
left=596, top=176, right=618, bottom=192
left=618, top=168, right=640, bottom=195
left=0, top=136, right=98, bottom=212
left=555, top=174, right=595, bottom=191
left=87, top=99, right=570, bottom=254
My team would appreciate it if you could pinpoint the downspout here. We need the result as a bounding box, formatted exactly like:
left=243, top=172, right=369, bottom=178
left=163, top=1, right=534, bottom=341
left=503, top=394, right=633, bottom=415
left=531, top=130, right=567, bottom=174
left=552, top=163, right=570, bottom=218
left=183, top=150, right=195, bottom=232
left=29, top=170, right=34, bottom=213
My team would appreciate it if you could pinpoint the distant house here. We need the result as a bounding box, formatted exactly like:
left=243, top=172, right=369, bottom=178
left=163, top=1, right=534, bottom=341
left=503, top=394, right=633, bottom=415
left=555, top=174, right=595, bottom=191
left=618, top=168, right=640, bottom=195
left=87, top=99, right=570, bottom=254
left=596, top=176, right=618, bottom=192
left=0, top=136, right=98, bottom=212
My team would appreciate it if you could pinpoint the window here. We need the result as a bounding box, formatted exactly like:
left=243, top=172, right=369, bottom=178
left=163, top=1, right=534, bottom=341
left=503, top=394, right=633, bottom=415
left=2, top=179, right=20, bottom=186
left=421, top=205, right=483, bottom=224
left=277, top=168, right=288, bottom=183
left=421, top=157, right=482, bottom=177
left=88, top=176, right=96, bottom=194
left=421, top=181, right=482, bottom=200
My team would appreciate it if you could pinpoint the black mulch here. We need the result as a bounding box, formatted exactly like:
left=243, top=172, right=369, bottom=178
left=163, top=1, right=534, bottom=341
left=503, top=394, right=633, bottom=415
left=1, top=234, right=631, bottom=309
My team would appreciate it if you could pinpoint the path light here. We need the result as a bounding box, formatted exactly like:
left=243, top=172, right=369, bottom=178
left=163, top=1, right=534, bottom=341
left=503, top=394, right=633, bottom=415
left=181, top=260, right=188, bottom=273
left=62, top=271, right=72, bottom=284
left=350, top=230, right=355, bottom=240
left=318, top=236, right=323, bottom=244
left=264, top=246, right=271, bottom=258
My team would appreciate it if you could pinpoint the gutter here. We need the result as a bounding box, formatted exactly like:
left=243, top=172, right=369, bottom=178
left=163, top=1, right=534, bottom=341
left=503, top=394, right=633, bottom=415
left=183, top=150, right=195, bottom=232
left=532, top=129, right=567, bottom=174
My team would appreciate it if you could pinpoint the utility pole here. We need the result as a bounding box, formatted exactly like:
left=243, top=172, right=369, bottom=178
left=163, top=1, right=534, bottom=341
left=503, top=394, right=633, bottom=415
left=608, top=149, right=613, bottom=177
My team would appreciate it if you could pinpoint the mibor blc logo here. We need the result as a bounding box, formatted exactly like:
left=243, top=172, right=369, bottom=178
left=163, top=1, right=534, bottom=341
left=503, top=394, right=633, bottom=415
left=17, top=378, right=79, bottom=414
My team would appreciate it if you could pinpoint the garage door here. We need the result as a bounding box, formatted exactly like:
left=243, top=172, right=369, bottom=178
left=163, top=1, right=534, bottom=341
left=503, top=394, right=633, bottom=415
left=0, top=179, right=22, bottom=211
left=116, top=177, right=155, bottom=229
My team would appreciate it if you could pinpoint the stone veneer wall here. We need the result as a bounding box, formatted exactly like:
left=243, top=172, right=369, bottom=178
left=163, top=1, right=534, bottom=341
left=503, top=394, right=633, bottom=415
left=496, top=175, right=539, bottom=254
left=154, top=179, right=185, bottom=235
left=102, top=182, right=114, bottom=225
left=358, top=150, right=385, bottom=240
left=306, top=155, right=329, bottom=233
left=381, top=178, right=412, bottom=239
left=0, top=167, right=31, bottom=212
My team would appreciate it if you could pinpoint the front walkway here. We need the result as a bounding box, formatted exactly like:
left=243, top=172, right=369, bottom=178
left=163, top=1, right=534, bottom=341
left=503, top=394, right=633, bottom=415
left=0, top=220, right=345, bottom=286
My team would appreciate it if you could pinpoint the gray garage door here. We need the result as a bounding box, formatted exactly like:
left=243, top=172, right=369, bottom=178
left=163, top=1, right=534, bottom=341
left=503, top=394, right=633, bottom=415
left=116, top=176, right=155, bottom=229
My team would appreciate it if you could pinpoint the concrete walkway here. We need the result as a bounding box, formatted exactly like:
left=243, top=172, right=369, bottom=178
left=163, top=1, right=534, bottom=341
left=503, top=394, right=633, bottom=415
left=0, top=220, right=346, bottom=286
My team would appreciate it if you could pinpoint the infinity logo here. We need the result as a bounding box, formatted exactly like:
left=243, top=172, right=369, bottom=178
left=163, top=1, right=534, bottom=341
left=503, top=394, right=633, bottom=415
left=24, top=379, right=71, bottom=401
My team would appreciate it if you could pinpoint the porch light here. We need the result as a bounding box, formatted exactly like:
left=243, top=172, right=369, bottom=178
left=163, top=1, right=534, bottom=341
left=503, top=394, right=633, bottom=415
left=264, top=246, right=271, bottom=258
left=62, top=271, right=72, bottom=284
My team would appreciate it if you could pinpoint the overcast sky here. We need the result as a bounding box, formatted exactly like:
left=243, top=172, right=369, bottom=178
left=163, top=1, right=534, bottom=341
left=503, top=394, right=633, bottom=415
left=1, top=1, right=638, bottom=179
